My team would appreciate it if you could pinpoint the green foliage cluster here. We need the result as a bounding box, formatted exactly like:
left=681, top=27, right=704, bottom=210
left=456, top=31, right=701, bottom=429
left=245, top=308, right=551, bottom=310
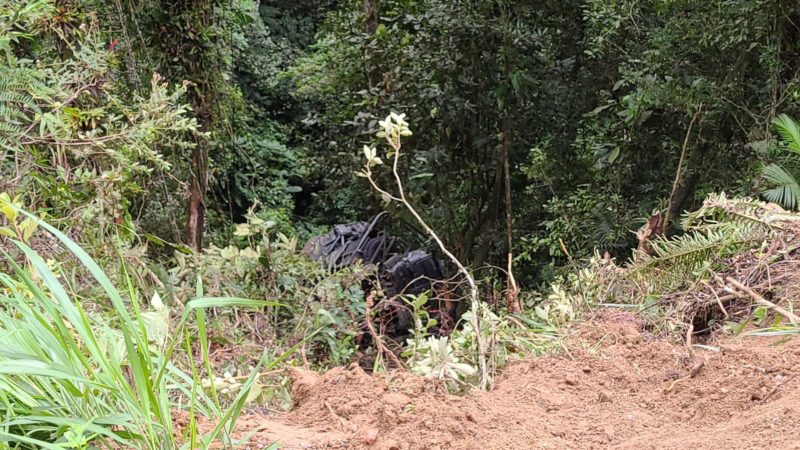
left=10, top=0, right=800, bottom=289
left=404, top=304, right=556, bottom=392
left=0, top=1, right=197, bottom=248
left=291, top=0, right=800, bottom=287
left=0, top=205, right=283, bottom=449
left=167, top=205, right=371, bottom=368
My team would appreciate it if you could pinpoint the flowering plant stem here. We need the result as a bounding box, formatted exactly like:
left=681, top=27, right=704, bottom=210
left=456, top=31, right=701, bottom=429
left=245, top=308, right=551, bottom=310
left=360, top=113, right=489, bottom=389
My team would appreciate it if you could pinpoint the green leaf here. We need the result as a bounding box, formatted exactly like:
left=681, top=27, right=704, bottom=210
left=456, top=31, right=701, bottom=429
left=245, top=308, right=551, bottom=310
left=142, top=233, right=166, bottom=247
left=0, top=200, right=18, bottom=222
left=762, top=164, right=800, bottom=210
left=18, top=218, right=37, bottom=241
left=233, top=223, right=253, bottom=236
left=747, top=139, right=769, bottom=155
left=608, top=147, right=620, bottom=164
left=774, top=114, right=800, bottom=155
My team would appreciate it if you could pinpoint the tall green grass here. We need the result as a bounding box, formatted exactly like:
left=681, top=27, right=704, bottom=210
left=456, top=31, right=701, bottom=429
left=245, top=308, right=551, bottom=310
left=0, top=211, right=284, bottom=449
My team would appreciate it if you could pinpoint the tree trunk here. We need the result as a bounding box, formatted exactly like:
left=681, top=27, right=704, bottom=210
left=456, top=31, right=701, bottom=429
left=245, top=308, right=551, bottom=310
left=666, top=143, right=708, bottom=226
left=666, top=116, right=709, bottom=230
left=157, top=0, right=215, bottom=252
left=363, top=0, right=380, bottom=90
left=500, top=3, right=520, bottom=313
left=500, top=115, right=521, bottom=313
left=466, top=163, right=502, bottom=267
left=187, top=95, right=210, bottom=252
left=187, top=136, right=208, bottom=252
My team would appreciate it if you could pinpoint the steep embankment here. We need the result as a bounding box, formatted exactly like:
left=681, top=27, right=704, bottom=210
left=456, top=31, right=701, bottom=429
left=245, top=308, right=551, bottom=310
left=192, top=310, right=800, bottom=449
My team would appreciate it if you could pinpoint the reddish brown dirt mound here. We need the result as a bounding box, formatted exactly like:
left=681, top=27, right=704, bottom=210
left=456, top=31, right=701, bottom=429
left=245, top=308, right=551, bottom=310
left=224, top=310, right=800, bottom=449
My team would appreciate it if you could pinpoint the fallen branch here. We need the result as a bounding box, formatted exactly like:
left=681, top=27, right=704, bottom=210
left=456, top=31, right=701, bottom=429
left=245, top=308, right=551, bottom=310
left=711, top=291, right=731, bottom=319
left=725, top=276, right=800, bottom=324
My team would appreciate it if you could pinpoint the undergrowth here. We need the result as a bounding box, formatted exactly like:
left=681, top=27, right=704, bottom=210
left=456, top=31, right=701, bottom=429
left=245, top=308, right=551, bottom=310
left=0, top=206, right=285, bottom=449
left=539, top=193, right=800, bottom=339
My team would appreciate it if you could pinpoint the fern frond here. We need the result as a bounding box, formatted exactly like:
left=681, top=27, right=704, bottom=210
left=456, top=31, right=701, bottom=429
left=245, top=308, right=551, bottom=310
left=0, top=104, right=27, bottom=122
left=0, top=91, right=39, bottom=110
left=0, top=66, right=52, bottom=148
left=0, top=66, right=48, bottom=113
left=0, top=122, right=22, bottom=134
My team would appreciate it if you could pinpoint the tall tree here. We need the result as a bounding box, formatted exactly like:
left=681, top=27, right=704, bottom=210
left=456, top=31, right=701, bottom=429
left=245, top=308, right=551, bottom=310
left=155, top=0, right=236, bottom=250
left=498, top=1, right=520, bottom=312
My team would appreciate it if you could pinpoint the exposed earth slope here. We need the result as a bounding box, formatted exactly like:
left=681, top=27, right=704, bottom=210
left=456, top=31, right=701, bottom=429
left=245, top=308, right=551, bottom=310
left=197, top=310, right=800, bottom=449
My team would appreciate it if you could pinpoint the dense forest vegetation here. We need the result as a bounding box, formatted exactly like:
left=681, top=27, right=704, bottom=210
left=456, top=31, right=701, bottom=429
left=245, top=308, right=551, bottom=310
left=3, top=0, right=800, bottom=447
left=5, top=0, right=800, bottom=282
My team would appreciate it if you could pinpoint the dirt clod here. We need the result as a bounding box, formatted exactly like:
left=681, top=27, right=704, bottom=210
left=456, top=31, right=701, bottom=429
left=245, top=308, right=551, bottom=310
left=362, top=428, right=380, bottom=445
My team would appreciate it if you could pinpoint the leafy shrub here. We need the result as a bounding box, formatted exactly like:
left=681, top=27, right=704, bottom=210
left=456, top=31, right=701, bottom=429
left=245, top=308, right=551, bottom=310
left=168, top=206, right=371, bottom=368
left=0, top=206, right=279, bottom=449
left=403, top=299, right=557, bottom=392
left=533, top=253, right=618, bottom=326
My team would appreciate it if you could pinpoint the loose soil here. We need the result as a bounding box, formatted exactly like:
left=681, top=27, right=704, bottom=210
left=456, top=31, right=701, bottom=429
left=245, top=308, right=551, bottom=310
left=198, top=309, right=800, bottom=449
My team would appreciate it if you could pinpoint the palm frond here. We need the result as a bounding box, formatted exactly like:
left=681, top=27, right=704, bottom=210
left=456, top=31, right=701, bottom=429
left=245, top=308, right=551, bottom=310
left=682, top=192, right=797, bottom=231
left=761, top=115, right=800, bottom=210
left=626, top=193, right=800, bottom=295
left=627, top=221, right=765, bottom=294
left=762, top=164, right=800, bottom=210
left=774, top=114, right=800, bottom=155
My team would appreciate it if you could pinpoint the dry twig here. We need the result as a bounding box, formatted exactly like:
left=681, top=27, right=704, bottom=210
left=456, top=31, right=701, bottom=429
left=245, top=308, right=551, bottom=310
left=725, top=276, right=800, bottom=324
left=763, top=374, right=796, bottom=403
left=664, top=359, right=705, bottom=394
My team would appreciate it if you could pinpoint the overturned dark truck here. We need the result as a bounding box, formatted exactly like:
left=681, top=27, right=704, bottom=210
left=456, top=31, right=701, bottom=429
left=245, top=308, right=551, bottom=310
left=302, top=212, right=463, bottom=346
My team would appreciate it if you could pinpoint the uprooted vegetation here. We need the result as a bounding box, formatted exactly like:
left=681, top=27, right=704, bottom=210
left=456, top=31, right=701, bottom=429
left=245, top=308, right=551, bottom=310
left=546, top=193, right=800, bottom=340
left=636, top=194, right=800, bottom=336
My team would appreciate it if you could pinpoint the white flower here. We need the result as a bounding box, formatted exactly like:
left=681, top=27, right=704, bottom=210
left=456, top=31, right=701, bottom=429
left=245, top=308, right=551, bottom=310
left=379, top=115, right=394, bottom=136
left=375, top=112, right=413, bottom=141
